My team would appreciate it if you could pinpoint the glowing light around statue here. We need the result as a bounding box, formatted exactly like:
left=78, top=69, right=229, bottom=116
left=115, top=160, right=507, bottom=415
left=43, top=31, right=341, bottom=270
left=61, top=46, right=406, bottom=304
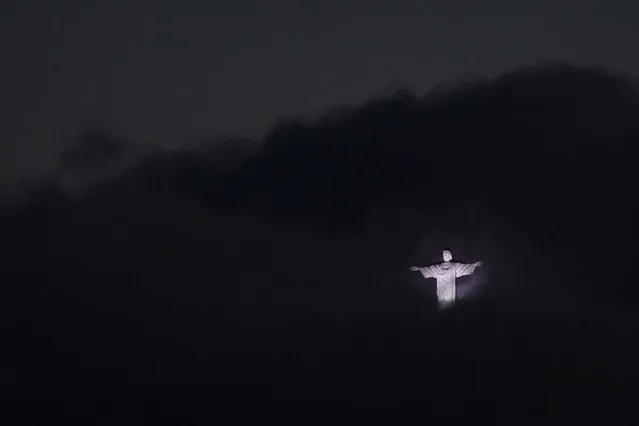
left=409, top=249, right=482, bottom=309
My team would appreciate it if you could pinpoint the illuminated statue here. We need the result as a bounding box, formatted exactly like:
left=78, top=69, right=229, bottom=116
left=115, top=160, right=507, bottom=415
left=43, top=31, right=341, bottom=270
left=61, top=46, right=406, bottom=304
left=409, top=249, right=482, bottom=309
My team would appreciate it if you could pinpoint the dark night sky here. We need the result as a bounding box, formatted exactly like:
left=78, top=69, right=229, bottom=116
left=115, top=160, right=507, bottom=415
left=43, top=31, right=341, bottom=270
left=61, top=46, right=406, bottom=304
left=4, top=3, right=639, bottom=421
left=2, top=0, right=638, bottom=183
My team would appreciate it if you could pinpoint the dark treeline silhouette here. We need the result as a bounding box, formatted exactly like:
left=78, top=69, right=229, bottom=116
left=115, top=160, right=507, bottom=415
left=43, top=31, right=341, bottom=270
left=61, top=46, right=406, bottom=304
left=2, top=62, right=639, bottom=423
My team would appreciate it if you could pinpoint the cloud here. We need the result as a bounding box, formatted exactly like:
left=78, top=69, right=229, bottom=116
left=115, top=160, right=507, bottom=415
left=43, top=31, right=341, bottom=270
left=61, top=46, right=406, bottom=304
left=3, top=63, right=639, bottom=421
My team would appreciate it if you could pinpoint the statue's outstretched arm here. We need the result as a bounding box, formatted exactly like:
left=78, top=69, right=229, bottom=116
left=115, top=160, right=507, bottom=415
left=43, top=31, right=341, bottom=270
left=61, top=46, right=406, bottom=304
left=410, top=265, right=436, bottom=279
left=455, top=261, right=481, bottom=278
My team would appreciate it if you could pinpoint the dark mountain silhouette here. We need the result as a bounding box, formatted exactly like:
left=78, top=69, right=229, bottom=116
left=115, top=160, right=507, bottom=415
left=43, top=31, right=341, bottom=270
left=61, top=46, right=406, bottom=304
left=2, top=62, right=639, bottom=424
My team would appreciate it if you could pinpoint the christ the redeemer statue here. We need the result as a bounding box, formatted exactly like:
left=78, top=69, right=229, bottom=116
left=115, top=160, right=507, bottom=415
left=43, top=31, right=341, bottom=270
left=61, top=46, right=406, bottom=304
left=409, top=249, right=482, bottom=309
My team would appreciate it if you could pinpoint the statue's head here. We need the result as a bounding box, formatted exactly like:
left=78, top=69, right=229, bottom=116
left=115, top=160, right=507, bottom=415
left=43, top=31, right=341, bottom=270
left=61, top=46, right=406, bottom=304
left=442, top=249, right=452, bottom=262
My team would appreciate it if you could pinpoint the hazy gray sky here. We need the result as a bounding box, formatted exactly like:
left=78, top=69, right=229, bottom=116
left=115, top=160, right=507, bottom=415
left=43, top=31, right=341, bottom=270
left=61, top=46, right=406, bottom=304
left=2, top=0, right=638, bottom=183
